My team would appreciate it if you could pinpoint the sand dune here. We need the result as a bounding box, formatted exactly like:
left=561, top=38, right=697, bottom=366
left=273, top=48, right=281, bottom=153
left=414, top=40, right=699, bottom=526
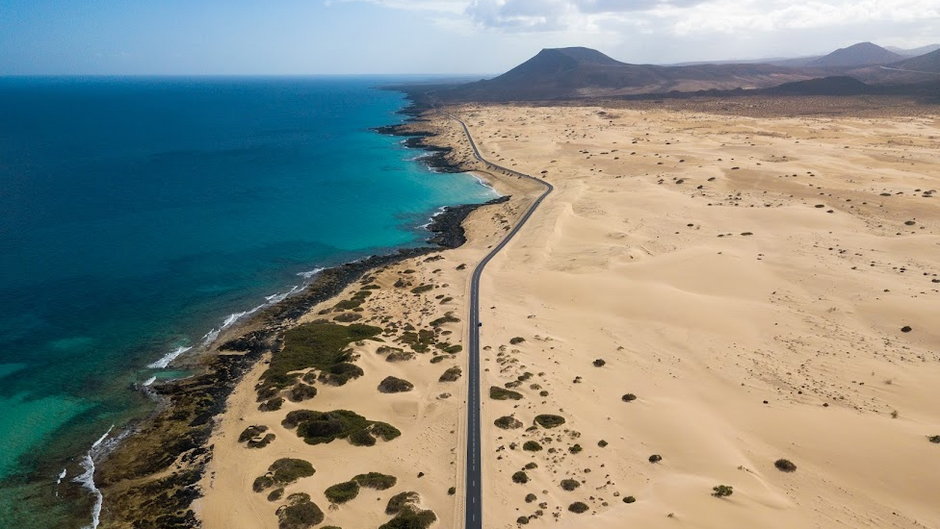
left=459, top=102, right=939, bottom=529
left=197, top=100, right=938, bottom=529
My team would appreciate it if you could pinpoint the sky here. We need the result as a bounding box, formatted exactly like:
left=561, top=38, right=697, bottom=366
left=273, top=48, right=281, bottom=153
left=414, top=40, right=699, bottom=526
left=1, top=0, right=938, bottom=75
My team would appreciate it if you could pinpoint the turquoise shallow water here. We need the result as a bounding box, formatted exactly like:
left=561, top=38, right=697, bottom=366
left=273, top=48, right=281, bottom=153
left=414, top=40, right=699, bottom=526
left=0, top=76, right=496, bottom=527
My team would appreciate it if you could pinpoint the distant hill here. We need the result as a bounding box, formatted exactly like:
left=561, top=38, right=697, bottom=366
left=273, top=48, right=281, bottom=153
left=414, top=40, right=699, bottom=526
left=891, top=48, right=940, bottom=73
left=885, top=44, right=940, bottom=57
left=810, top=42, right=903, bottom=68
left=436, top=47, right=811, bottom=101
left=765, top=76, right=875, bottom=96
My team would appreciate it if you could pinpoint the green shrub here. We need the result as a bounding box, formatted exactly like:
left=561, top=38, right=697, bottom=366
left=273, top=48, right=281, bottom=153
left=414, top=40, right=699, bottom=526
left=379, top=505, right=437, bottom=529
left=348, top=429, right=376, bottom=446
left=509, top=337, right=525, bottom=345
left=592, top=358, right=606, bottom=367
left=276, top=493, right=324, bottom=529
left=928, top=435, right=940, bottom=444
left=568, top=502, right=589, bottom=513
left=267, top=488, right=284, bottom=502
left=560, top=479, right=580, bottom=491
left=712, top=485, right=733, bottom=497
left=490, top=386, right=523, bottom=400
left=648, top=454, right=662, bottom=463
left=511, top=471, right=529, bottom=484
left=333, top=312, right=362, bottom=322
left=525, top=493, right=537, bottom=503
left=439, top=366, right=462, bottom=382
left=522, top=441, right=542, bottom=452
left=253, top=475, right=275, bottom=493
left=270, top=458, right=316, bottom=484
left=288, top=383, right=317, bottom=402
left=568, top=444, right=582, bottom=454
left=259, top=397, right=285, bottom=412
left=774, top=459, right=797, bottom=472
left=621, top=393, right=637, bottom=402
left=318, top=362, right=364, bottom=386
left=430, top=313, right=460, bottom=327
left=378, top=376, right=414, bottom=393
left=386, top=491, right=420, bottom=515
left=411, top=285, right=434, bottom=294
left=353, top=472, right=397, bottom=490
left=282, top=409, right=400, bottom=445
left=447, top=487, right=456, bottom=495
left=238, top=425, right=269, bottom=443
left=371, top=422, right=402, bottom=441
left=325, top=480, right=360, bottom=504
left=623, top=496, right=636, bottom=504
left=534, top=414, right=565, bottom=428
left=259, top=322, right=381, bottom=397
left=494, top=416, right=523, bottom=429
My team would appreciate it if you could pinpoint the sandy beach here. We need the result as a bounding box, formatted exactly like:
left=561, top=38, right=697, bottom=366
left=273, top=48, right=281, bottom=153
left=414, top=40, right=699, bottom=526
left=196, top=97, right=939, bottom=529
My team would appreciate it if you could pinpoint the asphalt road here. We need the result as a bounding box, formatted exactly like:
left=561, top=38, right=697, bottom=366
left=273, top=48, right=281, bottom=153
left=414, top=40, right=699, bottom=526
left=453, top=115, right=553, bottom=529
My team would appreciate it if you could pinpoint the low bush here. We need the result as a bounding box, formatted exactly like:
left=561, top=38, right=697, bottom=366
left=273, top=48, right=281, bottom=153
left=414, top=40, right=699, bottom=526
left=259, top=397, right=284, bottom=412
left=258, top=322, right=381, bottom=397
left=238, top=425, right=268, bottom=443
left=276, top=493, right=324, bottom=529
left=928, top=435, right=940, bottom=444
left=267, top=488, right=284, bottom=502
left=623, top=496, right=636, bottom=504
left=568, top=444, right=582, bottom=454
left=386, top=491, right=420, bottom=515
left=325, top=480, right=360, bottom=504
left=712, top=484, right=733, bottom=497
left=511, top=471, right=529, bottom=484
left=379, top=505, right=437, bottom=529
left=648, top=454, right=662, bottom=463
left=593, top=359, right=606, bottom=367
left=509, top=337, right=526, bottom=345
left=568, top=502, right=589, bottom=514
left=534, top=414, right=565, bottom=428
left=378, top=376, right=414, bottom=393
left=430, top=313, right=460, bottom=327
left=490, top=386, right=523, bottom=400
left=774, top=459, right=797, bottom=472
left=621, top=393, right=637, bottom=402
left=494, top=416, right=523, bottom=429
left=560, top=479, right=580, bottom=491
left=439, top=366, right=462, bottom=382
left=411, top=285, right=434, bottom=294
left=522, top=441, right=542, bottom=452
left=525, top=493, right=537, bottom=503
left=282, top=409, right=400, bottom=445
left=288, top=383, right=317, bottom=402
left=353, top=472, right=397, bottom=490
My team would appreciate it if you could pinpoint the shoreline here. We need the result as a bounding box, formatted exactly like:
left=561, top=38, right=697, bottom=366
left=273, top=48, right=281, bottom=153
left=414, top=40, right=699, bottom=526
left=88, top=103, right=510, bottom=529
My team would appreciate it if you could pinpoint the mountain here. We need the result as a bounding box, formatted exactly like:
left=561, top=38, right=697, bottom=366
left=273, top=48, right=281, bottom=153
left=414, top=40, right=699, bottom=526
left=436, top=47, right=812, bottom=101
left=810, top=42, right=903, bottom=68
left=891, top=48, right=940, bottom=73
left=885, top=44, right=940, bottom=57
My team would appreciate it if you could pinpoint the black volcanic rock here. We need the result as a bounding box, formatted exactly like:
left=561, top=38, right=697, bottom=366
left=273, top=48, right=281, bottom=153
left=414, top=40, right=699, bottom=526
left=810, top=42, right=903, bottom=68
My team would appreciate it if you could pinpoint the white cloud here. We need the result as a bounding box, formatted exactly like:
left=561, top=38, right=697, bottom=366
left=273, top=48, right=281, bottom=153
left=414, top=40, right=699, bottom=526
left=336, top=0, right=940, bottom=63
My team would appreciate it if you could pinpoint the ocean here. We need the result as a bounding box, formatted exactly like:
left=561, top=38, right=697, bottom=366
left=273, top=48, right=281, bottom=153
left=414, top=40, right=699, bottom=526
left=0, top=76, right=497, bottom=528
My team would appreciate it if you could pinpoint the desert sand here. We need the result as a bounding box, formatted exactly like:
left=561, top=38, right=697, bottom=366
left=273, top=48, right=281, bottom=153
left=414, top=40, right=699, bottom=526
left=198, top=98, right=939, bottom=529
left=458, top=100, right=940, bottom=529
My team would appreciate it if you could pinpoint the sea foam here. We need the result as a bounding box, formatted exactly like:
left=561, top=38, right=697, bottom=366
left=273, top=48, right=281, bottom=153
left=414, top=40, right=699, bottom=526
left=74, top=425, right=114, bottom=529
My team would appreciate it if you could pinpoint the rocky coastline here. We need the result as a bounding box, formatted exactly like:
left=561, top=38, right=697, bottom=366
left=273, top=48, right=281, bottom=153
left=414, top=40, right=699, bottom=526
left=91, top=109, right=503, bottom=529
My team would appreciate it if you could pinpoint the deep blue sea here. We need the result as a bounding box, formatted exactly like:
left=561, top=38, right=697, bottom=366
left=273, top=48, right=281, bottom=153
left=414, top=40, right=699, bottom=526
left=0, top=76, right=496, bottom=527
